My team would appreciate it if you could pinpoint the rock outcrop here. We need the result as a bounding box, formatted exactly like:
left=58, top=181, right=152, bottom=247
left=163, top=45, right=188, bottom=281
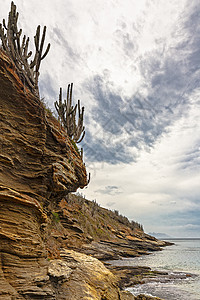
left=0, top=49, right=88, bottom=299
left=48, top=249, right=121, bottom=299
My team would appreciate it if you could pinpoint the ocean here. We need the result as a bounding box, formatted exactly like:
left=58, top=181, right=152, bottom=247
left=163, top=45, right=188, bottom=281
left=109, top=239, right=200, bottom=300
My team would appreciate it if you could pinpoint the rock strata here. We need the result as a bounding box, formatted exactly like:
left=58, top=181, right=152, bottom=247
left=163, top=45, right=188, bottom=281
left=48, top=193, right=172, bottom=263
left=0, top=49, right=88, bottom=298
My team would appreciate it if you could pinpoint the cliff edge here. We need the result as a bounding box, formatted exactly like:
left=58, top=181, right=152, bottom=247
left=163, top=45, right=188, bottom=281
left=0, top=49, right=88, bottom=299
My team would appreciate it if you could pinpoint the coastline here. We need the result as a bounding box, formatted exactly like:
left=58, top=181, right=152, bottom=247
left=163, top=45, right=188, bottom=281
left=107, top=239, right=200, bottom=300
left=103, top=244, right=171, bottom=300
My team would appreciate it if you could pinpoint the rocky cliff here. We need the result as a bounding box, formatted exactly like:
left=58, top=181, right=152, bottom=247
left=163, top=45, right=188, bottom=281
left=0, top=49, right=87, bottom=299
left=50, top=193, right=169, bottom=261
left=0, top=49, right=167, bottom=300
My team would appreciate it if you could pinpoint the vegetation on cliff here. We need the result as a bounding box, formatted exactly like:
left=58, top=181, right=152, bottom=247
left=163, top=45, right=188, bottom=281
left=46, top=192, right=169, bottom=261
left=54, top=83, right=85, bottom=144
left=0, top=1, right=50, bottom=97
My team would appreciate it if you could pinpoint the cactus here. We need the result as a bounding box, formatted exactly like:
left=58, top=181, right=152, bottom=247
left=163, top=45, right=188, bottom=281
left=0, top=1, right=50, bottom=97
left=54, top=88, right=65, bottom=125
left=54, top=83, right=85, bottom=144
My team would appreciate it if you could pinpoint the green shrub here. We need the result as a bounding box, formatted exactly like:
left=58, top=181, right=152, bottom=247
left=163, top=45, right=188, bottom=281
left=52, top=212, right=60, bottom=223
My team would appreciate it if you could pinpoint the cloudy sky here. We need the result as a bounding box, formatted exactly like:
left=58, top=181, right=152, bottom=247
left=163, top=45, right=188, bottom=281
left=1, top=0, right=200, bottom=237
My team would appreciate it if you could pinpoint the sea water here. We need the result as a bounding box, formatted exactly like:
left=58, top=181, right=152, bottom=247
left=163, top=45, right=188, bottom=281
left=109, top=239, right=200, bottom=300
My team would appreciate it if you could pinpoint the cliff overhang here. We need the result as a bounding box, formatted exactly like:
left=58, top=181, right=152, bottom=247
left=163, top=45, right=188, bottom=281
left=0, top=49, right=88, bottom=298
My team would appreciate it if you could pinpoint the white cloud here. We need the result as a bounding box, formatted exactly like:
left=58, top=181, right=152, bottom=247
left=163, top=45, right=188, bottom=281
left=1, top=0, right=200, bottom=237
left=82, top=93, right=200, bottom=236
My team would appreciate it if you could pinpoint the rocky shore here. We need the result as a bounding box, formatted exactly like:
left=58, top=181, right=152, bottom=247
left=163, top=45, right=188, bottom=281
left=47, top=248, right=165, bottom=300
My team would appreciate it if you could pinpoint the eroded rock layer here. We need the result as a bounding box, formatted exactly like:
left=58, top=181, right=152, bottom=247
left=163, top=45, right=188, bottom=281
left=0, top=49, right=88, bottom=299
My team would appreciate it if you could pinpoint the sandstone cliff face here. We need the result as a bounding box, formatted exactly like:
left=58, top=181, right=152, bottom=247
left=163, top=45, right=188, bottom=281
left=0, top=49, right=88, bottom=299
left=0, top=50, right=87, bottom=200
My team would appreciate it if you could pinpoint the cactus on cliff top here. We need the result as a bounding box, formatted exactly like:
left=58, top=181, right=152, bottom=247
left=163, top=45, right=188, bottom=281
left=0, top=1, right=50, bottom=97
left=54, top=83, right=85, bottom=144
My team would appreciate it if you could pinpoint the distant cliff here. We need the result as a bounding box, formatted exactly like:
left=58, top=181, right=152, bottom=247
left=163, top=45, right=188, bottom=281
left=50, top=193, right=168, bottom=260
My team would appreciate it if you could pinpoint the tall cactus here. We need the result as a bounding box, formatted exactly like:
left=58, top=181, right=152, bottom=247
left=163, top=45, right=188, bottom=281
left=73, top=99, right=85, bottom=143
left=54, top=87, right=65, bottom=125
left=54, top=83, right=85, bottom=143
left=0, top=1, right=50, bottom=97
